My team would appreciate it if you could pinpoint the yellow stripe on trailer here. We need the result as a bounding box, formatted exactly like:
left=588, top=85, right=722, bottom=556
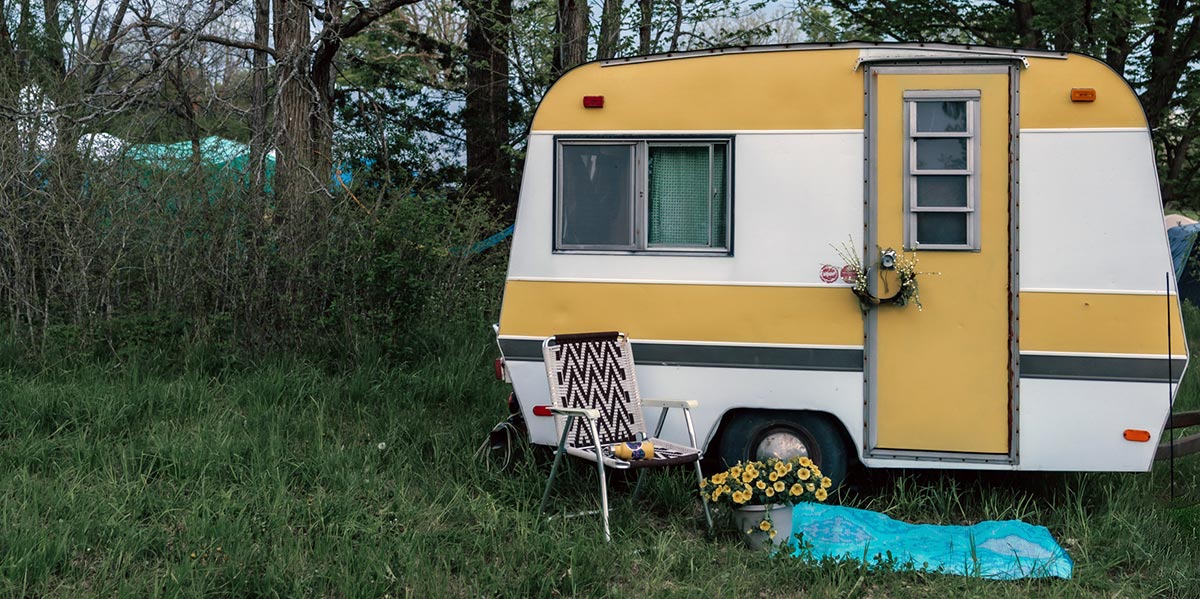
left=1021, top=291, right=1184, bottom=356
left=498, top=280, right=863, bottom=346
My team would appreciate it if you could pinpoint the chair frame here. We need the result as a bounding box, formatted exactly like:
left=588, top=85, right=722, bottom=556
left=537, top=332, right=714, bottom=541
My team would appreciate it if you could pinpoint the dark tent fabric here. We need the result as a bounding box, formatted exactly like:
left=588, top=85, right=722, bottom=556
left=1169, top=223, right=1200, bottom=307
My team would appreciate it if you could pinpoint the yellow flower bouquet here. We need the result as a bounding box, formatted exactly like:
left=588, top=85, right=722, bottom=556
left=699, top=456, right=833, bottom=546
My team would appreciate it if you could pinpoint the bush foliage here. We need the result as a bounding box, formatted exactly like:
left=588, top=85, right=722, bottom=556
left=0, top=151, right=507, bottom=371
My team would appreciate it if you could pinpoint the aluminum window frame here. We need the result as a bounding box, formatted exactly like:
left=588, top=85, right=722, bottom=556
left=553, top=137, right=733, bottom=255
left=903, top=90, right=982, bottom=251
left=554, top=140, right=638, bottom=252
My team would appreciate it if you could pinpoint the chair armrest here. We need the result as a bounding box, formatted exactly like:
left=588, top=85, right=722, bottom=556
left=550, top=406, right=601, bottom=420
left=642, top=398, right=698, bottom=410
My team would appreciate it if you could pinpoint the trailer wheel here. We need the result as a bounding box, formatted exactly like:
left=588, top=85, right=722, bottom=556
left=718, top=412, right=849, bottom=490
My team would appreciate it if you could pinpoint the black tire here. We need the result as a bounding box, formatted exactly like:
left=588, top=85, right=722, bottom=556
left=718, top=411, right=850, bottom=490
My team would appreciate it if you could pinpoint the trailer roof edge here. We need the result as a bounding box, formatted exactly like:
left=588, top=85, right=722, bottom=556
left=598, top=42, right=1069, bottom=68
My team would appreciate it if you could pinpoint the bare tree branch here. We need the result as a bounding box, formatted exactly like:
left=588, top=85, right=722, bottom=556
left=139, top=18, right=278, bottom=56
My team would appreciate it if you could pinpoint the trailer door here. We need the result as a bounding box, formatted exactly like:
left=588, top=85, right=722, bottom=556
left=866, top=65, right=1016, bottom=458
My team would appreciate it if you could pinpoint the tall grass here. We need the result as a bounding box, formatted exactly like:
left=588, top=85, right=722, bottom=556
left=1, top=316, right=1198, bottom=596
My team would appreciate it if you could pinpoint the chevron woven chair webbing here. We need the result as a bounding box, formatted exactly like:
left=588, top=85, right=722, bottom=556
left=548, top=336, right=646, bottom=448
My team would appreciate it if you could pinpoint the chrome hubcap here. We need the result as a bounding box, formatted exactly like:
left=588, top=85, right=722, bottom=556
left=755, top=430, right=810, bottom=460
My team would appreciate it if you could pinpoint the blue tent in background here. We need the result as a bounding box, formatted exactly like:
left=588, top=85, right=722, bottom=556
left=1168, top=222, right=1200, bottom=307
left=122, top=136, right=513, bottom=254
left=125, top=136, right=362, bottom=190
left=125, top=136, right=276, bottom=191
left=126, top=137, right=264, bottom=168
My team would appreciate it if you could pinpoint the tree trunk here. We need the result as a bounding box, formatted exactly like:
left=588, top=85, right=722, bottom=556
left=1144, top=1, right=1200, bottom=134
left=1012, top=0, right=1040, bottom=48
left=42, top=0, right=75, bottom=158
left=639, top=0, right=651, bottom=54
left=598, top=0, right=621, bottom=59
left=250, top=0, right=271, bottom=196
left=554, top=0, right=588, bottom=74
left=0, top=0, right=16, bottom=156
left=669, top=0, right=682, bottom=51
left=311, top=0, right=344, bottom=187
left=166, top=62, right=202, bottom=172
left=1163, top=129, right=1195, bottom=207
left=465, top=0, right=514, bottom=213
left=273, top=0, right=321, bottom=227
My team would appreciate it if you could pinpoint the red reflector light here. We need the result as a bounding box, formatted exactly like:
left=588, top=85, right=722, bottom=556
left=583, top=95, right=604, bottom=108
left=1124, top=429, right=1151, bottom=442
left=533, top=405, right=553, bottom=417
left=493, top=358, right=504, bottom=381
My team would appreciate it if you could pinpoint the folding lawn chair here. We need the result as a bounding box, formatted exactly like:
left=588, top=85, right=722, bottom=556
left=538, top=331, right=714, bottom=541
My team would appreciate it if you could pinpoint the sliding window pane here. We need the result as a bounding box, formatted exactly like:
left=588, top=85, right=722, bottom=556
left=560, top=144, right=634, bottom=247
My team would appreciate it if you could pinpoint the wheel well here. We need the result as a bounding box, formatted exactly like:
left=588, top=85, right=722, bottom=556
left=709, top=408, right=855, bottom=463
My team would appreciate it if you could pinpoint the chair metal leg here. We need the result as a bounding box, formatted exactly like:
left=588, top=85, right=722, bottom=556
left=679, top=409, right=713, bottom=533
left=632, top=468, right=647, bottom=502
left=694, top=460, right=714, bottom=534
left=587, top=420, right=612, bottom=542
left=539, top=416, right=575, bottom=516
left=597, top=457, right=611, bottom=542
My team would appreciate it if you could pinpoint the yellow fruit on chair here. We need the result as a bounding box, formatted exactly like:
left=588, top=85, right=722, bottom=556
left=613, top=441, right=655, bottom=460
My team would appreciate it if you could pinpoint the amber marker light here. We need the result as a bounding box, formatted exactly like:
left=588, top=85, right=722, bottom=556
left=583, top=95, right=605, bottom=108
left=1071, top=88, right=1097, bottom=102
left=1123, top=429, right=1151, bottom=442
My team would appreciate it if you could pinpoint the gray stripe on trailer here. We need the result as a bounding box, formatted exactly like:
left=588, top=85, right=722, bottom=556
left=1020, top=354, right=1185, bottom=383
left=499, top=339, right=866, bottom=372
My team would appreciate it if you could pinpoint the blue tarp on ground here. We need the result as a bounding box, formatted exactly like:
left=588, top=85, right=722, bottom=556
left=788, top=503, right=1073, bottom=580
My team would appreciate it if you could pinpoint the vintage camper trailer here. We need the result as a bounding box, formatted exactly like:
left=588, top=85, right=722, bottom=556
left=493, top=42, right=1189, bottom=485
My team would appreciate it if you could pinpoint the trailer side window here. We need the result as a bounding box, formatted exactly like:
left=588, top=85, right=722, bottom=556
left=904, top=92, right=980, bottom=250
left=556, top=139, right=731, bottom=254
left=559, top=143, right=636, bottom=248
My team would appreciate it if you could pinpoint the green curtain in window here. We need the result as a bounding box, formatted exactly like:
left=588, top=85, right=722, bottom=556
left=648, top=145, right=726, bottom=247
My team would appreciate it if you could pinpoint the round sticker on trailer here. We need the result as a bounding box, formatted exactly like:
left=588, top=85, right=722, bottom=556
left=840, top=265, right=857, bottom=284
left=819, top=264, right=839, bottom=283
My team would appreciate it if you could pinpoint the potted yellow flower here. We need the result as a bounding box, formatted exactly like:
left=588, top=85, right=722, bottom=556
left=699, top=456, right=833, bottom=549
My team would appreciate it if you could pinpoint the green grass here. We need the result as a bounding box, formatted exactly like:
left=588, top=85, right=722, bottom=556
left=1, top=327, right=1199, bottom=598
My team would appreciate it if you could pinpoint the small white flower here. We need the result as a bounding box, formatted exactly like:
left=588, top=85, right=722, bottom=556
left=377, top=442, right=387, bottom=451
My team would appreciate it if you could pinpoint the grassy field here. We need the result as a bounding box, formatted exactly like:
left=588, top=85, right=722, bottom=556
left=2, top=324, right=1199, bottom=598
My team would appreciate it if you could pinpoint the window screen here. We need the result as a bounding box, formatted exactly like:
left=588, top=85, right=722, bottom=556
left=905, top=93, right=979, bottom=250
left=648, top=145, right=727, bottom=248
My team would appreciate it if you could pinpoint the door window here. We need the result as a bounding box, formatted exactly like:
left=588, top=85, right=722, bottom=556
left=904, top=91, right=980, bottom=250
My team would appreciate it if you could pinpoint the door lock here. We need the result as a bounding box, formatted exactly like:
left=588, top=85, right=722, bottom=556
left=879, top=248, right=898, bottom=270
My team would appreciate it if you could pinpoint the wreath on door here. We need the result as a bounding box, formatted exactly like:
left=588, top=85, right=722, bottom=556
left=833, top=238, right=935, bottom=313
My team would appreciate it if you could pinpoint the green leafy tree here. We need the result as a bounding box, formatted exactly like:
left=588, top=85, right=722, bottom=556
left=826, top=0, right=1200, bottom=209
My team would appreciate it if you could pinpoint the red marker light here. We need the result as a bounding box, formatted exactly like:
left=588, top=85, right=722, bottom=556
left=533, top=405, right=553, bottom=417
left=583, top=95, right=604, bottom=108
left=494, top=357, right=505, bottom=381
